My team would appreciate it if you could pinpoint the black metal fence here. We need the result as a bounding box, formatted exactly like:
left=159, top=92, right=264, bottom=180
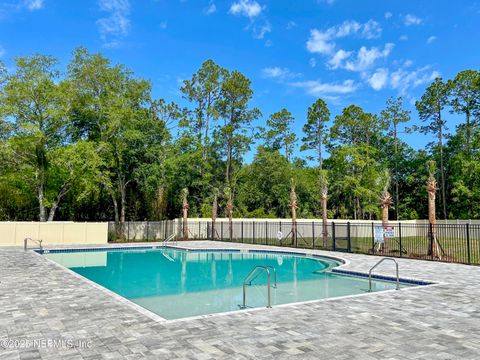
left=109, top=220, right=480, bottom=266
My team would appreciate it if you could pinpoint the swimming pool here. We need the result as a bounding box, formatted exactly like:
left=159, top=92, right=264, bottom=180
left=43, top=247, right=418, bottom=320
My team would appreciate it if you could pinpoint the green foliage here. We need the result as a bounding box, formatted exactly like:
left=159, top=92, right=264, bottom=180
left=0, top=49, right=479, bottom=222
left=301, top=98, right=330, bottom=169
left=265, top=108, right=296, bottom=161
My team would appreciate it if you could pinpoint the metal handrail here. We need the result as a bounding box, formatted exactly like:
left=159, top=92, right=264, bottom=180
left=247, top=265, right=277, bottom=286
left=368, top=257, right=400, bottom=292
left=241, top=266, right=277, bottom=309
left=162, top=234, right=176, bottom=247
left=24, top=238, right=43, bottom=251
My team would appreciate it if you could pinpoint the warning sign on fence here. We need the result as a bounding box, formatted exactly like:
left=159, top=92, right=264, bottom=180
left=374, top=226, right=384, bottom=243
left=374, top=226, right=395, bottom=243
left=383, top=226, right=395, bottom=238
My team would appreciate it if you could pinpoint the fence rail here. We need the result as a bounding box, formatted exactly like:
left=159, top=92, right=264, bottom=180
left=109, top=220, right=480, bottom=266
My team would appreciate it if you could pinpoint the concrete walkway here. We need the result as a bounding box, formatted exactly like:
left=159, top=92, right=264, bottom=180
left=1, top=241, right=479, bottom=359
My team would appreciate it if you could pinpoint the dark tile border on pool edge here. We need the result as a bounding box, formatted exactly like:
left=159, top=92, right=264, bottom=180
left=331, top=268, right=434, bottom=286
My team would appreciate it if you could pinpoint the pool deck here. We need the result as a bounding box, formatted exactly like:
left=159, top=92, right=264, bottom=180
left=1, top=241, right=480, bottom=359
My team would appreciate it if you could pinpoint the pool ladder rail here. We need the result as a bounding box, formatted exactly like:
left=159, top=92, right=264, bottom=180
left=368, top=257, right=400, bottom=292
left=24, top=238, right=43, bottom=251
left=162, top=233, right=177, bottom=247
left=241, top=265, right=277, bottom=309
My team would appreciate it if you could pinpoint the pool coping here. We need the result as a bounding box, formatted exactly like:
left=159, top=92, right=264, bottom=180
left=34, top=243, right=440, bottom=324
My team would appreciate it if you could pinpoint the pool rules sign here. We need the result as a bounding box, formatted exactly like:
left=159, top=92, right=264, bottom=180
left=374, top=226, right=395, bottom=243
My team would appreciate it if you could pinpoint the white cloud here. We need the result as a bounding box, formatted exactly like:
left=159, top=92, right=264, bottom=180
left=361, top=19, right=382, bottom=39
left=290, top=79, right=357, bottom=96
left=404, top=14, right=422, bottom=26
left=384, top=12, right=392, bottom=19
left=306, top=19, right=382, bottom=55
left=367, top=68, right=389, bottom=90
left=309, top=57, right=317, bottom=68
left=427, top=36, right=437, bottom=44
left=253, top=21, right=271, bottom=39
left=24, top=0, right=43, bottom=11
left=160, top=21, right=167, bottom=29
left=286, top=21, right=296, bottom=30
left=97, top=0, right=130, bottom=45
left=264, top=39, right=272, bottom=47
left=306, top=29, right=336, bottom=54
left=229, top=0, right=262, bottom=18
left=328, top=49, right=352, bottom=69
left=341, top=43, right=394, bottom=72
left=399, top=35, right=408, bottom=41
left=261, top=67, right=300, bottom=80
left=204, top=1, right=217, bottom=15
left=390, top=66, right=440, bottom=95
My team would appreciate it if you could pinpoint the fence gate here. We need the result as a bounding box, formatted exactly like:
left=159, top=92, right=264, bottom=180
left=332, top=222, right=351, bottom=252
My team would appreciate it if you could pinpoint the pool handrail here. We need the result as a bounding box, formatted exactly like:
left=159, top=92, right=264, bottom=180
left=368, top=257, right=400, bottom=291
left=24, top=238, right=43, bottom=251
left=162, top=233, right=176, bottom=247
left=241, top=265, right=277, bottom=309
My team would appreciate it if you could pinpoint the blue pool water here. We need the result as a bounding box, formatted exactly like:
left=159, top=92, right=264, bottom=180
left=44, top=248, right=412, bottom=319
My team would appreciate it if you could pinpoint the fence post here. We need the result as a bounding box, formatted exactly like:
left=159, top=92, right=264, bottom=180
left=146, top=221, right=149, bottom=242
left=466, top=223, right=471, bottom=265
left=127, top=221, right=130, bottom=241
left=221, top=222, right=224, bottom=241
left=371, top=222, right=375, bottom=254
left=253, top=222, right=256, bottom=244
left=347, top=222, right=351, bottom=253
left=398, top=222, right=402, bottom=257
left=312, top=221, right=315, bottom=249
left=332, top=222, right=336, bottom=251
left=241, top=221, right=244, bottom=243
left=265, top=221, right=268, bottom=245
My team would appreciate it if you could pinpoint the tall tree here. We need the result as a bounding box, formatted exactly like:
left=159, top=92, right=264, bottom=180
left=319, top=170, right=329, bottom=246
left=416, top=78, right=450, bottom=219
left=449, top=70, right=480, bottom=156
left=329, top=105, right=384, bottom=219
left=380, top=97, right=410, bottom=219
left=67, top=48, right=168, bottom=232
left=180, top=59, right=225, bottom=162
left=266, top=108, right=297, bottom=162
left=216, top=70, right=261, bottom=185
left=301, top=99, right=330, bottom=170
left=0, top=55, right=104, bottom=221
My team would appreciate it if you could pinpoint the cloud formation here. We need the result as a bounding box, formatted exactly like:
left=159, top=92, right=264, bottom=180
left=290, top=79, right=357, bottom=97
left=24, top=0, right=43, bottom=11
left=204, top=1, right=216, bottom=15
left=229, top=0, right=262, bottom=18
left=261, top=67, right=300, bottom=80
left=97, top=0, right=130, bottom=47
left=404, top=14, right=422, bottom=26
left=306, top=19, right=382, bottom=55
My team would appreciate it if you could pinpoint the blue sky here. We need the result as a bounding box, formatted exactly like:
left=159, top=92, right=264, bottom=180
left=1, top=0, right=479, bottom=160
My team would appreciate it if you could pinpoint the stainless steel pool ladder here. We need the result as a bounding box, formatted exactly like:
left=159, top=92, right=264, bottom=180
left=241, top=266, right=277, bottom=309
left=162, top=234, right=176, bottom=247
left=368, top=257, right=400, bottom=292
left=24, top=238, right=43, bottom=251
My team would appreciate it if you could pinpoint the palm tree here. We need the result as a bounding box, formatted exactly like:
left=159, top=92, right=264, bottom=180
left=224, top=186, right=234, bottom=242
left=319, top=170, right=329, bottom=247
left=211, top=188, right=219, bottom=240
left=181, top=188, right=189, bottom=241
left=379, top=170, right=393, bottom=252
left=290, top=178, right=298, bottom=246
left=426, top=161, right=442, bottom=259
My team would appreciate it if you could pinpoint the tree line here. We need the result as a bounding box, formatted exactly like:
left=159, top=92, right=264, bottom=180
left=0, top=48, right=479, bottom=229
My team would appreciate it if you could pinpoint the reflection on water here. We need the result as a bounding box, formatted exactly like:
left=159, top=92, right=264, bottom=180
left=45, top=249, right=408, bottom=319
